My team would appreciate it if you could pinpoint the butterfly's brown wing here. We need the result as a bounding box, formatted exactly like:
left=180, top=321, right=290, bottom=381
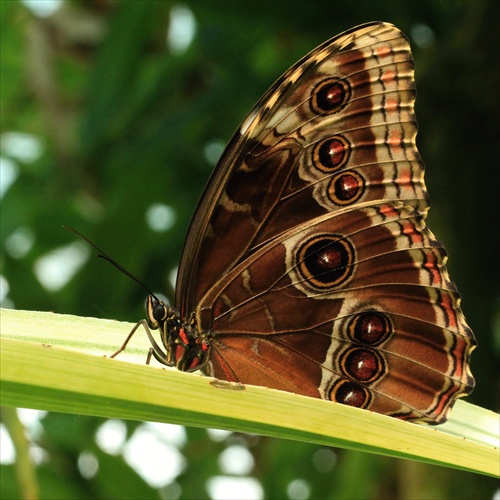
left=176, top=22, right=475, bottom=423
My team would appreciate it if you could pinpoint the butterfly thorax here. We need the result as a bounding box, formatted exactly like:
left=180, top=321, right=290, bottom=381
left=145, top=295, right=210, bottom=372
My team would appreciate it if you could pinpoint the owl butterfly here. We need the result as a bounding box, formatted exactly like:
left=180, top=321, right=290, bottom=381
left=121, top=21, right=476, bottom=424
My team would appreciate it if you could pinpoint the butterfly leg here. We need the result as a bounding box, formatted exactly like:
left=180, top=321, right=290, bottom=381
left=110, top=319, right=174, bottom=368
left=109, top=319, right=147, bottom=358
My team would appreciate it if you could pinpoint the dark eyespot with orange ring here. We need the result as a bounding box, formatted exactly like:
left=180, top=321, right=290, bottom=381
left=329, top=379, right=372, bottom=409
left=347, top=311, right=392, bottom=346
left=339, top=347, right=386, bottom=383
left=297, top=234, right=355, bottom=289
left=310, top=78, right=351, bottom=115
left=312, top=136, right=351, bottom=172
left=327, top=170, right=365, bottom=205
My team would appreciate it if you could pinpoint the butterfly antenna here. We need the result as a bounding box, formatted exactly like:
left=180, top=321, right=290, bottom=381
left=64, top=226, right=159, bottom=300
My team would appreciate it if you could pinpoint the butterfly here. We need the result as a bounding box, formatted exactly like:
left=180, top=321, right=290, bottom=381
left=117, top=21, right=476, bottom=424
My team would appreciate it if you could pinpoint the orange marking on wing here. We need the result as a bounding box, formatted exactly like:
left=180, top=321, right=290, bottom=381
left=402, top=220, right=423, bottom=245
left=399, top=168, right=412, bottom=191
left=388, top=128, right=402, bottom=153
left=433, top=383, right=460, bottom=418
left=379, top=204, right=399, bottom=218
left=376, top=45, right=391, bottom=57
left=381, top=69, right=396, bottom=83
left=385, top=96, right=399, bottom=116
left=424, top=250, right=441, bottom=284
left=439, top=290, right=458, bottom=329
left=450, top=343, right=465, bottom=378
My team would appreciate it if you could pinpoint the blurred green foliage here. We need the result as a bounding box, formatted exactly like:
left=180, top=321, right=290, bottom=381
left=1, top=0, right=498, bottom=498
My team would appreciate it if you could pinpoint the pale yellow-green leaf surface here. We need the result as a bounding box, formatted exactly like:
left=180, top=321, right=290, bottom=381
left=1, top=308, right=498, bottom=477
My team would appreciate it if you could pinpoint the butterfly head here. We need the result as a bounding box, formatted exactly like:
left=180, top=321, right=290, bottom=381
left=145, top=294, right=170, bottom=330
left=145, top=295, right=210, bottom=372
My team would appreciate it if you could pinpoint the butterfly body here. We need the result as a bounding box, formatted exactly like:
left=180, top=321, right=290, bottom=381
left=145, top=22, right=475, bottom=424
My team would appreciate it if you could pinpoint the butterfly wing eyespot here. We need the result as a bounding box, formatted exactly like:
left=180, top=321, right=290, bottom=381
left=312, top=136, right=351, bottom=173
left=151, top=21, right=475, bottom=424
left=329, top=379, right=372, bottom=409
left=346, top=311, right=392, bottom=346
left=296, top=234, right=356, bottom=289
left=310, top=77, right=351, bottom=115
left=327, top=171, right=366, bottom=205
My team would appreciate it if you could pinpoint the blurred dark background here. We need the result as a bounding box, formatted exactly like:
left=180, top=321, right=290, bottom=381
left=1, top=1, right=498, bottom=498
